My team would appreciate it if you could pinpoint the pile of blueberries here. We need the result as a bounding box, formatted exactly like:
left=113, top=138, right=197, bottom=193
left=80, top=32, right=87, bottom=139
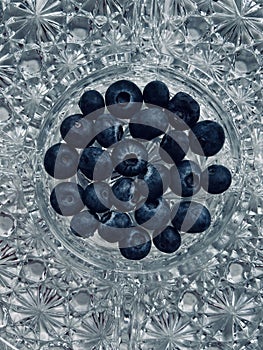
left=44, top=80, right=232, bottom=260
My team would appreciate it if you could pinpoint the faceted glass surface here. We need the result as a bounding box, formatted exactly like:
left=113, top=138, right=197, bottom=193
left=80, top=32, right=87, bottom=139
left=0, top=0, right=262, bottom=349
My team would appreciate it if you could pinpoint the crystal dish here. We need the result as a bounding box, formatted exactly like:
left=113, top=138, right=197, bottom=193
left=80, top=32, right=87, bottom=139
left=0, top=0, right=262, bottom=349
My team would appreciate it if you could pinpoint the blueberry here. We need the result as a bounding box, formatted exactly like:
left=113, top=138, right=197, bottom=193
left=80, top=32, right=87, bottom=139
left=70, top=210, right=99, bottom=238
left=143, top=80, right=170, bottom=108
left=135, top=197, right=171, bottom=230
left=138, top=164, right=168, bottom=200
left=105, top=80, right=143, bottom=118
left=83, top=182, right=112, bottom=213
left=111, top=140, right=148, bottom=176
left=171, top=201, right=211, bottom=233
left=50, top=182, right=84, bottom=216
left=159, top=130, right=189, bottom=164
left=44, top=143, right=79, bottom=179
left=78, top=147, right=113, bottom=181
left=189, top=120, right=225, bottom=157
left=94, top=114, right=123, bottom=148
left=119, top=227, right=151, bottom=260
left=153, top=226, right=181, bottom=253
left=112, top=177, right=140, bottom=212
left=167, top=92, right=200, bottom=130
left=98, top=211, right=132, bottom=243
left=201, top=164, right=232, bottom=194
left=129, top=108, right=169, bottom=140
left=60, top=114, right=94, bottom=148
left=170, top=160, right=201, bottom=197
left=78, top=90, right=105, bottom=118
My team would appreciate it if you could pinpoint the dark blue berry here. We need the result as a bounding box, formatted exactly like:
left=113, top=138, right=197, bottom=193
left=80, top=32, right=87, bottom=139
left=189, top=120, right=225, bottom=157
left=143, top=80, right=170, bottom=108
left=105, top=80, right=143, bottom=118
left=78, top=147, right=113, bottom=181
left=201, top=164, right=232, bottom=194
left=167, top=92, right=200, bottom=130
left=119, top=227, right=151, bottom=260
left=170, top=160, right=201, bottom=197
left=153, top=226, right=181, bottom=253
left=78, top=90, right=105, bottom=119
left=112, top=177, right=140, bottom=212
left=60, top=114, right=94, bottom=148
left=138, top=164, right=168, bottom=200
left=44, top=143, right=79, bottom=179
left=129, top=108, right=169, bottom=140
left=94, top=114, right=123, bottom=148
left=112, top=139, right=148, bottom=176
left=171, top=201, right=211, bottom=233
left=135, top=197, right=171, bottom=230
left=98, top=211, right=132, bottom=243
left=160, top=130, right=189, bottom=164
left=83, top=182, right=112, bottom=213
left=70, top=210, right=99, bottom=238
left=50, top=182, right=84, bottom=216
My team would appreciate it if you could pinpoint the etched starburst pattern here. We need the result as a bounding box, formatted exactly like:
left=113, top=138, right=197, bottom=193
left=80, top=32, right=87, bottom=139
left=4, top=0, right=66, bottom=44
left=212, top=0, right=263, bottom=45
left=72, top=311, right=117, bottom=348
left=8, top=285, right=67, bottom=340
left=0, top=240, right=20, bottom=295
left=202, top=286, right=262, bottom=341
left=140, top=311, right=200, bottom=349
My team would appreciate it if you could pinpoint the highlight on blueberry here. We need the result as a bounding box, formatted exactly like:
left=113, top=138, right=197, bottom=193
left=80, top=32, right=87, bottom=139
left=50, top=182, right=85, bottom=216
left=189, top=120, right=225, bottom=157
left=112, top=177, right=140, bottom=212
left=83, top=182, right=112, bottom=214
left=119, top=227, right=151, bottom=260
left=105, top=80, right=143, bottom=118
left=138, top=164, right=167, bottom=200
left=170, top=160, right=201, bottom=197
left=44, top=143, right=79, bottom=179
left=201, top=164, right=232, bottom=194
left=78, top=146, right=113, bottom=181
left=98, top=211, right=133, bottom=243
left=60, top=114, right=94, bottom=149
left=95, top=114, right=124, bottom=148
left=167, top=92, right=200, bottom=130
left=159, top=130, right=189, bottom=164
left=111, top=139, right=148, bottom=177
left=129, top=108, right=169, bottom=140
left=70, top=210, right=99, bottom=238
left=78, top=90, right=105, bottom=118
left=153, top=226, right=181, bottom=254
left=143, top=80, right=170, bottom=108
left=171, top=201, right=211, bottom=233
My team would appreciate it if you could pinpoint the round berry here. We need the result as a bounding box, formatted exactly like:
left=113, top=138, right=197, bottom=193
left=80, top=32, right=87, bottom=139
left=60, top=114, right=94, bottom=148
left=153, top=226, right=181, bottom=253
left=171, top=201, right=211, bottom=233
left=112, top=177, right=140, bottom=212
left=50, top=182, right=84, bottom=216
left=135, top=197, right=171, bottom=230
left=83, top=182, right=112, bottom=213
left=105, top=80, right=143, bottom=118
left=167, top=92, right=200, bottom=130
left=78, top=90, right=105, bottom=118
left=189, top=120, right=225, bottom=157
left=111, top=139, right=148, bottom=177
left=159, top=130, right=189, bottom=164
left=119, top=227, right=151, bottom=260
left=44, top=143, right=79, bottom=179
left=129, top=108, right=169, bottom=140
left=201, top=164, right=232, bottom=194
left=94, top=114, right=123, bottom=148
left=78, top=147, right=113, bottom=181
left=143, top=80, right=170, bottom=108
left=170, top=160, right=201, bottom=197
left=70, top=210, right=99, bottom=238
left=98, top=211, right=132, bottom=243
left=138, top=164, right=167, bottom=200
